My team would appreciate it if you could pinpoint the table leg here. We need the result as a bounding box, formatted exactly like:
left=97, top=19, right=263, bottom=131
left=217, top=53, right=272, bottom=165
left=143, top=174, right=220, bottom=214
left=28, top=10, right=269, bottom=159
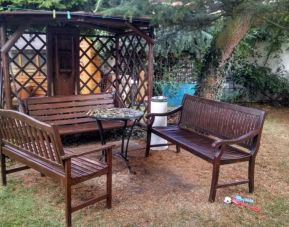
left=123, top=119, right=138, bottom=159
left=96, top=118, right=139, bottom=173
left=96, top=120, right=106, bottom=145
left=96, top=120, right=106, bottom=160
left=120, top=120, right=128, bottom=158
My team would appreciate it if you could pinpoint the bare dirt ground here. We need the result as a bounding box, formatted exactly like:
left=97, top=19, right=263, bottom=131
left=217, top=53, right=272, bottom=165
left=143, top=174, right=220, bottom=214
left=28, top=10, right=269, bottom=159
left=2, top=105, right=289, bottom=226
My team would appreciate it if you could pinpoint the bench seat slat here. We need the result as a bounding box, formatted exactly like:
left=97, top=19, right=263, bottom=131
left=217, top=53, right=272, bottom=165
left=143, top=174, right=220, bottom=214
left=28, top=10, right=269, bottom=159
left=74, top=156, right=107, bottom=169
left=151, top=125, right=251, bottom=164
left=3, top=145, right=108, bottom=179
left=58, top=121, right=134, bottom=135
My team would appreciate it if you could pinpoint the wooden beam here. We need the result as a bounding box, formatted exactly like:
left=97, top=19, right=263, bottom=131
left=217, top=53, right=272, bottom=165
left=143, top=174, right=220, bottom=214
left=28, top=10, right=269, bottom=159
left=125, top=22, right=154, bottom=45
left=71, top=22, right=123, bottom=34
left=0, top=24, right=12, bottom=109
left=0, top=22, right=30, bottom=54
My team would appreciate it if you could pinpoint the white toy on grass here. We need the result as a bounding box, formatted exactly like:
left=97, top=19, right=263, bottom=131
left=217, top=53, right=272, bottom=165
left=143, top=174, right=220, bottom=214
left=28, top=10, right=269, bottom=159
left=224, top=196, right=232, bottom=204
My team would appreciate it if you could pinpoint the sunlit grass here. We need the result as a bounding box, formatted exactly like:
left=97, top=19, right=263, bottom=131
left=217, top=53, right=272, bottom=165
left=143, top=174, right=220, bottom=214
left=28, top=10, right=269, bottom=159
left=0, top=178, right=63, bottom=227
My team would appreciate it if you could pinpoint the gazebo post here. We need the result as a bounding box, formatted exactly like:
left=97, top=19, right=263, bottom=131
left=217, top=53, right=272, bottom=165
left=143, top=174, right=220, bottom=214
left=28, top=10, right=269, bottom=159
left=0, top=23, right=29, bottom=109
left=147, top=38, right=154, bottom=113
left=0, top=23, right=12, bottom=109
left=115, top=34, right=120, bottom=101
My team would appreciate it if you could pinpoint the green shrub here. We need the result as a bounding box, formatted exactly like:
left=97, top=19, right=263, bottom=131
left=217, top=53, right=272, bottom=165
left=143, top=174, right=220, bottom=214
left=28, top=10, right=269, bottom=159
left=230, top=62, right=289, bottom=105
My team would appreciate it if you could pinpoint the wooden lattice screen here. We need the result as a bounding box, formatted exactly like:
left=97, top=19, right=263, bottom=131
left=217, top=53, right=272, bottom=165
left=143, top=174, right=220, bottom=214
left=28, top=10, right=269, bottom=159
left=79, top=35, right=116, bottom=94
left=9, top=33, right=47, bottom=100
left=118, top=35, right=149, bottom=112
left=6, top=32, right=150, bottom=112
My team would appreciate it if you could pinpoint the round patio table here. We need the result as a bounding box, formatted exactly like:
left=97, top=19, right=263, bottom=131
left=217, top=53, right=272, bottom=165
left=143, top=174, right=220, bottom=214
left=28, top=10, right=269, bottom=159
left=87, top=107, right=143, bottom=170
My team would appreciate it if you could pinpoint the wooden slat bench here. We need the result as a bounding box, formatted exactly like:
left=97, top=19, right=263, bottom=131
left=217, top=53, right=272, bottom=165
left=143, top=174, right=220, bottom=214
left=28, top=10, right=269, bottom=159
left=23, top=92, right=132, bottom=136
left=0, top=110, right=115, bottom=227
left=146, top=95, right=266, bottom=202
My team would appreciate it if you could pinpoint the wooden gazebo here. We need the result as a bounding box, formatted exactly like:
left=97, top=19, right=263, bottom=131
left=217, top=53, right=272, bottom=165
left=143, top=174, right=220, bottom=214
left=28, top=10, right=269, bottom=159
left=0, top=10, right=154, bottom=112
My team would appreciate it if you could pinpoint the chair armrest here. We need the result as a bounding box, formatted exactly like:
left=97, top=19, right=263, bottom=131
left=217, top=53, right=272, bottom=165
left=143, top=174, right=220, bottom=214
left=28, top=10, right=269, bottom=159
left=61, top=143, right=116, bottom=160
left=146, top=106, right=182, bottom=126
left=212, top=129, right=260, bottom=159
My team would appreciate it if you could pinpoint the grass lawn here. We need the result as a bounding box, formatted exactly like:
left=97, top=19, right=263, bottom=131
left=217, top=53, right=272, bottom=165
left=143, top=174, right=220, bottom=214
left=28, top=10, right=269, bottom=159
left=1, top=105, right=289, bottom=226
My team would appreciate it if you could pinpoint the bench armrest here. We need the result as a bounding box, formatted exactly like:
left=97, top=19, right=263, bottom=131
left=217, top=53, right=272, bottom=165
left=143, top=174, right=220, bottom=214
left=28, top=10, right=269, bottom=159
left=61, top=143, right=116, bottom=160
left=212, top=129, right=260, bottom=159
left=146, top=106, right=182, bottom=126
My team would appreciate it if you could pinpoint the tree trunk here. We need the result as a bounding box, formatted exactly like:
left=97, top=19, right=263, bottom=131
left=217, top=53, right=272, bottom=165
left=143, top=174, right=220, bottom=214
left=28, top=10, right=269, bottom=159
left=196, top=15, right=252, bottom=100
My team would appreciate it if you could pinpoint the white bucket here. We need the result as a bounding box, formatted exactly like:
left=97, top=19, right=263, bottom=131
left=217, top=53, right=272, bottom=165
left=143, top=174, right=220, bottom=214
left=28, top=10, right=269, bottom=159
left=150, top=96, right=168, bottom=150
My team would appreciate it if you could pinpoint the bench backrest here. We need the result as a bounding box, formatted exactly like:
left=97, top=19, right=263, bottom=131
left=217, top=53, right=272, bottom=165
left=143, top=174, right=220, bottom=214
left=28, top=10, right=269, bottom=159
left=24, top=93, right=117, bottom=126
left=0, top=110, right=64, bottom=168
left=179, top=95, right=266, bottom=149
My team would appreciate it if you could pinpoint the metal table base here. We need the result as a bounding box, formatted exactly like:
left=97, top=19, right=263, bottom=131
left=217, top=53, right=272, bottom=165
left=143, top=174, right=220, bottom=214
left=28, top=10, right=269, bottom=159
left=96, top=119, right=139, bottom=171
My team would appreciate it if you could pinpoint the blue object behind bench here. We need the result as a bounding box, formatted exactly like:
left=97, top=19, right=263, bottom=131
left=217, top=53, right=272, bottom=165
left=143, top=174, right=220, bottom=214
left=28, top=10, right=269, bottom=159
left=162, top=82, right=196, bottom=107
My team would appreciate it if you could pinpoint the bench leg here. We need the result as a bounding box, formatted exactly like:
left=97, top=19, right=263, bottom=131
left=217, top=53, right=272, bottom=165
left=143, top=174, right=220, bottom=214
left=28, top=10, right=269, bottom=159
left=1, top=154, right=7, bottom=186
left=176, top=145, right=180, bottom=153
left=248, top=157, right=255, bottom=193
left=106, top=173, right=112, bottom=208
left=208, top=163, right=220, bottom=202
left=145, top=130, right=152, bottom=157
left=64, top=161, right=72, bottom=227
left=65, top=183, right=72, bottom=227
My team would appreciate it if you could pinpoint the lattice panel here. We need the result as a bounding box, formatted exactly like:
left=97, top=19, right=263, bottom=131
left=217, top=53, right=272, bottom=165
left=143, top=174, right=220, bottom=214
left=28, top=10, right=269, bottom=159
left=79, top=36, right=116, bottom=95
left=118, top=35, right=149, bottom=111
left=3, top=31, right=150, bottom=112
left=9, top=33, right=47, bottom=100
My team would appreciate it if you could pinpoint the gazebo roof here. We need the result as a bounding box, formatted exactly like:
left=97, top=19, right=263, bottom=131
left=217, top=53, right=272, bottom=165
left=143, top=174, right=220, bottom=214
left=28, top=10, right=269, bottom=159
left=0, top=10, right=152, bottom=34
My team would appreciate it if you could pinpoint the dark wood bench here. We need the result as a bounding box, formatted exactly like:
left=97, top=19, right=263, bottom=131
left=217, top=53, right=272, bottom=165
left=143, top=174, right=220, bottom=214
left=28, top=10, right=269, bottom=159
left=23, top=92, right=131, bottom=136
left=146, top=95, right=266, bottom=202
left=0, top=110, right=115, bottom=227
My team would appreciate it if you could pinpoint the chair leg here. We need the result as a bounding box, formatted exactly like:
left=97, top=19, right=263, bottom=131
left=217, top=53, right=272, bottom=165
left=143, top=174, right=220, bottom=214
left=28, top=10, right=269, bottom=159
left=176, top=145, right=180, bottom=153
left=145, top=130, right=152, bottom=157
left=248, top=157, right=255, bottom=193
left=1, top=154, right=7, bottom=186
left=208, top=163, right=220, bottom=202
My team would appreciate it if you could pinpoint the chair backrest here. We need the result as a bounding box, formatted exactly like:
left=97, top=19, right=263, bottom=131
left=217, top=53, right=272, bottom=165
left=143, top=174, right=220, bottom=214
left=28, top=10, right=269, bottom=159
left=24, top=93, right=116, bottom=126
left=179, top=95, right=266, bottom=149
left=0, top=110, right=64, bottom=168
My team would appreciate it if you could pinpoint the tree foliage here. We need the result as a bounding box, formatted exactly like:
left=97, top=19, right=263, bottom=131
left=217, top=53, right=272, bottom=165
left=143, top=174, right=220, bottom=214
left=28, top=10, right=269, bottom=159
left=0, top=0, right=95, bottom=11
left=96, top=0, right=289, bottom=100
